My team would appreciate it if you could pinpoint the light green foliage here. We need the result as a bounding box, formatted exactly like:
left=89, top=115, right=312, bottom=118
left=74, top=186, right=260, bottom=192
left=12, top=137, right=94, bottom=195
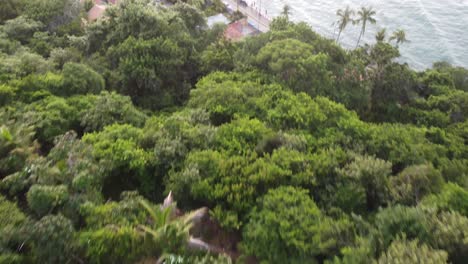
left=422, top=183, right=468, bottom=217
left=428, top=211, right=468, bottom=264
left=377, top=238, right=448, bottom=264
left=189, top=71, right=268, bottom=125
left=83, top=124, right=147, bottom=170
left=27, top=184, right=69, bottom=216
left=214, top=117, right=272, bottom=154
left=0, top=50, right=52, bottom=80
left=79, top=226, right=149, bottom=264
left=12, top=72, right=63, bottom=102
left=390, top=164, right=444, bottom=205
left=242, top=186, right=353, bottom=263
left=0, top=114, right=37, bottom=178
left=61, top=62, right=105, bottom=96
left=80, top=192, right=150, bottom=228
left=80, top=92, right=146, bottom=132
left=0, top=195, right=26, bottom=227
left=200, top=38, right=236, bottom=73
left=83, top=124, right=151, bottom=198
left=25, top=96, right=77, bottom=144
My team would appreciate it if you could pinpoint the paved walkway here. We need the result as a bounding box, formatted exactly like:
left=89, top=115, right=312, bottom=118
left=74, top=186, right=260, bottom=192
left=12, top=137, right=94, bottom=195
left=222, top=0, right=271, bottom=32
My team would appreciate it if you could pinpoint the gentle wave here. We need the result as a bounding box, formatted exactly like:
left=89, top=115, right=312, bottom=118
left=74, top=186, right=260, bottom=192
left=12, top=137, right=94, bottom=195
left=260, top=0, right=468, bottom=70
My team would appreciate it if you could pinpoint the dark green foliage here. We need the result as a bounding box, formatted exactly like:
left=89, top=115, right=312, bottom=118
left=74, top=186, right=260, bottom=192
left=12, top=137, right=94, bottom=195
left=374, top=205, right=431, bottom=250
left=2, top=16, right=43, bottom=44
left=30, top=214, right=75, bottom=263
left=339, top=155, right=392, bottom=211
left=80, top=92, right=147, bottom=132
left=107, top=36, right=190, bottom=109
left=390, top=164, right=444, bottom=205
left=27, top=184, right=69, bottom=216
left=61, top=62, right=105, bottom=96
left=256, top=38, right=333, bottom=96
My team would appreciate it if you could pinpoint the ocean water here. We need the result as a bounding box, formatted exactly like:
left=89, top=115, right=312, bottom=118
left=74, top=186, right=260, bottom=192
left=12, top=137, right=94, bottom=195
left=259, top=0, right=468, bottom=70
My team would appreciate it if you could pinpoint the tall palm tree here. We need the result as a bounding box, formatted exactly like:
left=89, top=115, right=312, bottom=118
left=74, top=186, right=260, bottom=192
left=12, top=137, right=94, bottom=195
left=389, top=29, right=409, bottom=47
left=354, top=7, right=377, bottom=48
left=375, top=28, right=386, bottom=42
left=335, top=6, right=355, bottom=44
left=282, top=4, right=291, bottom=19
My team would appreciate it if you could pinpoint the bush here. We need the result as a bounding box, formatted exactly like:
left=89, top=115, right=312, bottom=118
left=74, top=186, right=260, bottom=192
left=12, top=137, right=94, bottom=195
left=422, top=183, right=468, bottom=217
left=61, top=62, right=105, bottom=96
left=27, top=185, right=69, bottom=216
left=31, top=214, right=75, bottom=263
left=390, top=164, right=444, bottom=205
left=242, top=186, right=350, bottom=263
left=377, top=238, right=448, bottom=264
left=80, top=92, right=146, bottom=132
left=79, top=226, right=151, bottom=264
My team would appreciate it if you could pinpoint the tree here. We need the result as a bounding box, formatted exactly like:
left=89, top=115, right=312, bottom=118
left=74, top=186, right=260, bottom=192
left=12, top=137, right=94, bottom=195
left=389, top=29, right=409, bottom=47
left=339, top=155, right=392, bottom=211
left=378, top=238, right=448, bottom=264
left=200, top=38, right=236, bottom=74
left=24, top=0, right=81, bottom=32
left=80, top=91, right=146, bottom=132
left=30, top=214, right=76, bottom=263
left=0, top=114, right=37, bottom=178
left=422, top=183, right=468, bottom=217
left=375, top=28, right=386, bottom=42
left=390, top=164, right=444, bottom=205
left=0, top=0, right=26, bottom=23
left=281, top=5, right=291, bottom=19
left=242, top=186, right=351, bottom=263
left=26, top=184, right=69, bottom=217
left=354, top=7, right=377, bottom=48
left=374, top=205, right=432, bottom=250
left=428, top=211, right=468, bottom=264
left=335, top=6, right=355, bottom=44
left=61, top=62, right=105, bottom=96
left=2, top=16, right=43, bottom=44
left=256, top=38, right=333, bottom=95
left=107, top=36, right=189, bottom=109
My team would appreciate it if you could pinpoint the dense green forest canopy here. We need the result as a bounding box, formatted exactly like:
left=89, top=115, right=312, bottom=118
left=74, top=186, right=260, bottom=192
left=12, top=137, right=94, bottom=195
left=1, top=0, right=468, bottom=263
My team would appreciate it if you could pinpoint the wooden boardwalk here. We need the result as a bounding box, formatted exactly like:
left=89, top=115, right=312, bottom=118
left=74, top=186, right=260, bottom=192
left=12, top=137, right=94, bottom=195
left=222, top=0, right=271, bottom=32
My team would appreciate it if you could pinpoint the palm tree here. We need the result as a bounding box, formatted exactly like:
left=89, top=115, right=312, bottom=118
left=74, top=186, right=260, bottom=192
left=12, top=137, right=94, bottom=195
left=354, top=7, right=377, bottom=48
left=375, top=28, right=386, bottom=42
left=335, top=6, right=355, bottom=44
left=389, top=29, right=409, bottom=47
left=282, top=4, right=291, bottom=19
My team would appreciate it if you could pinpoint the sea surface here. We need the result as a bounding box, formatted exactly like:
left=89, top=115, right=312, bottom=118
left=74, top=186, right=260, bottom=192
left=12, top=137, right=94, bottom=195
left=258, top=0, right=468, bottom=70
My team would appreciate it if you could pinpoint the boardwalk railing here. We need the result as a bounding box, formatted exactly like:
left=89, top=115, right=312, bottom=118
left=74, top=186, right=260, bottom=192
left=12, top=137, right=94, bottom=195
left=222, top=0, right=272, bottom=32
